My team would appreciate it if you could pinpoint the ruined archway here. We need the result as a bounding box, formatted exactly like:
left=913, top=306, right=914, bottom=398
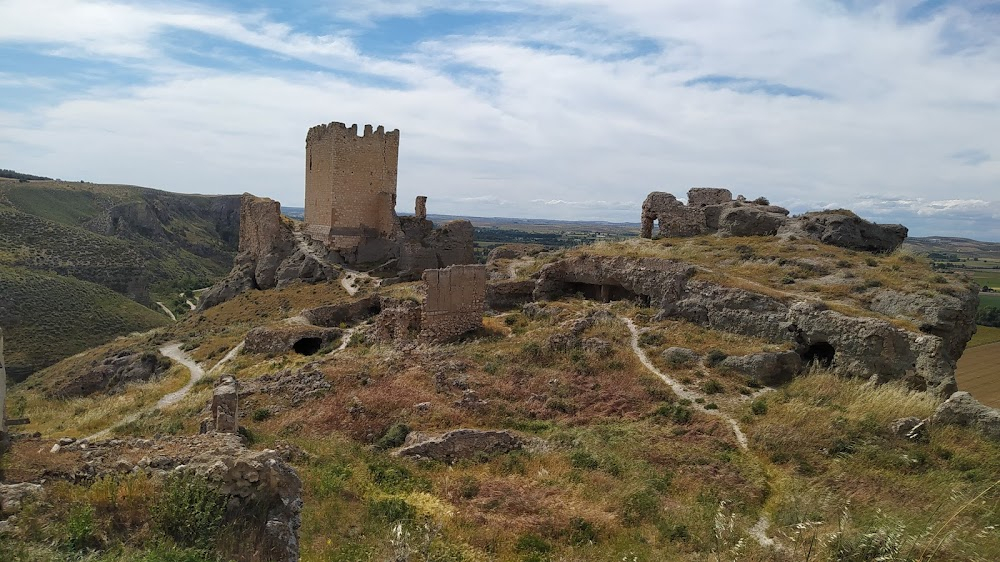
left=292, top=337, right=323, bottom=356
left=802, top=342, right=835, bottom=367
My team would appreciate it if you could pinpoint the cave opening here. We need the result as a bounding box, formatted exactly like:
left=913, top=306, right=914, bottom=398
left=802, top=342, right=835, bottom=367
left=564, top=282, right=647, bottom=304
left=293, top=337, right=323, bottom=356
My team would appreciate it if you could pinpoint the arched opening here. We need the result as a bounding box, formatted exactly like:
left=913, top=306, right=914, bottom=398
left=293, top=337, right=323, bottom=356
left=802, top=342, right=835, bottom=367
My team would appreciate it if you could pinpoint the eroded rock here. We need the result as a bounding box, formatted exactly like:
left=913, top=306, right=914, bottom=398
left=778, top=211, right=907, bottom=253
left=931, top=392, right=1000, bottom=441
left=395, top=429, right=523, bottom=463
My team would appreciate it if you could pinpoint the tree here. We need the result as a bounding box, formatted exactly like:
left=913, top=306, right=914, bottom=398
left=977, top=306, right=1000, bottom=328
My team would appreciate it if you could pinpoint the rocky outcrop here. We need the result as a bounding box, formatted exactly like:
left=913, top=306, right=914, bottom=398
left=930, top=392, right=1000, bottom=441
left=0, top=483, right=43, bottom=519
left=487, top=244, right=546, bottom=262
left=199, top=194, right=341, bottom=310
left=48, top=350, right=172, bottom=399
left=300, top=296, right=382, bottom=327
left=201, top=376, right=239, bottom=434
left=719, top=351, right=803, bottom=385
left=639, top=190, right=907, bottom=254
left=778, top=211, right=908, bottom=253
left=868, top=288, right=980, bottom=362
left=395, top=429, right=523, bottom=463
left=46, top=434, right=302, bottom=561
left=534, top=255, right=973, bottom=395
left=486, top=280, right=537, bottom=310
left=244, top=325, right=342, bottom=355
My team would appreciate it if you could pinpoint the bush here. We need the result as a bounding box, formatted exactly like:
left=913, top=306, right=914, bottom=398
left=567, top=517, right=598, bottom=546
left=977, top=306, right=1000, bottom=328
left=621, top=489, right=660, bottom=525
left=367, top=497, right=415, bottom=523
left=705, top=350, right=728, bottom=367
left=750, top=399, right=768, bottom=416
left=251, top=408, right=272, bottom=422
left=375, top=423, right=410, bottom=450
left=701, top=380, right=723, bottom=394
left=515, top=534, right=552, bottom=555
left=65, top=504, right=96, bottom=551
left=570, top=450, right=600, bottom=470
left=155, top=475, right=227, bottom=550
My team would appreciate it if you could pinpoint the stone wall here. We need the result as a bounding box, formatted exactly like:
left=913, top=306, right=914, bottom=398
left=209, top=376, right=239, bottom=433
left=304, top=122, right=400, bottom=259
left=420, top=265, right=487, bottom=343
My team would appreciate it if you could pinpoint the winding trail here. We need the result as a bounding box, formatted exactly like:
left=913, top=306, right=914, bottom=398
left=621, top=316, right=748, bottom=449
left=155, top=302, right=177, bottom=321
left=82, top=342, right=229, bottom=441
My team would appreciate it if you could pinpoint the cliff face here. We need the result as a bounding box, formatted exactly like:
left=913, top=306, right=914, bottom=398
left=532, top=252, right=978, bottom=397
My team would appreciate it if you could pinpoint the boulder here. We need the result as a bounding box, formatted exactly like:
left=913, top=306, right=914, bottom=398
left=718, top=351, right=803, bottom=385
left=395, top=429, right=523, bottom=463
left=48, top=350, right=171, bottom=398
left=300, top=296, right=381, bottom=328
left=888, top=417, right=928, bottom=442
left=687, top=188, right=733, bottom=207
left=930, top=392, right=1000, bottom=441
left=778, top=211, right=907, bottom=253
left=0, top=483, right=44, bottom=517
left=717, top=206, right=789, bottom=237
left=868, top=288, right=980, bottom=362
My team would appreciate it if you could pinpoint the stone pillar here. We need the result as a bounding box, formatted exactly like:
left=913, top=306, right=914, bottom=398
left=415, top=196, right=427, bottom=220
left=211, top=376, right=239, bottom=433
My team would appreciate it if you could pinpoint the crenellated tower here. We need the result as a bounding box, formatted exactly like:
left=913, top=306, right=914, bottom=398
left=304, top=122, right=401, bottom=261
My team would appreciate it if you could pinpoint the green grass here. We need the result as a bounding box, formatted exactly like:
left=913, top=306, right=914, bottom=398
left=971, top=270, right=1000, bottom=289
left=970, top=325, right=1000, bottom=348
left=980, top=292, right=1000, bottom=312
left=0, top=265, right=168, bottom=380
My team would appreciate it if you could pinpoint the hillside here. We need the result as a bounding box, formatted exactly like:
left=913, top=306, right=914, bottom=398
left=0, top=177, right=240, bottom=376
left=5, top=227, right=999, bottom=562
left=0, top=266, right=168, bottom=381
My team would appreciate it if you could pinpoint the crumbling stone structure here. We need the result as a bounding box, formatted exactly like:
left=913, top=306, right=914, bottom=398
left=640, top=188, right=907, bottom=253
left=210, top=376, right=239, bottom=433
left=421, top=265, right=487, bottom=343
left=302, top=122, right=475, bottom=273
left=305, top=122, right=401, bottom=262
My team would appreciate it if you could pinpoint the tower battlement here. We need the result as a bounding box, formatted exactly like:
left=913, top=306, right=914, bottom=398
left=306, top=121, right=400, bottom=143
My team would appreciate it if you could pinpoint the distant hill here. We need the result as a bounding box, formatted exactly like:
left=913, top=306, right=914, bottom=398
left=0, top=168, right=51, bottom=181
left=0, top=177, right=241, bottom=378
left=905, top=236, right=1000, bottom=259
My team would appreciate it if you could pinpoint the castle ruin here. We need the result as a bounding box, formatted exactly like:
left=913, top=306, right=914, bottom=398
left=303, top=121, right=475, bottom=274
left=421, top=264, right=487, bottom=342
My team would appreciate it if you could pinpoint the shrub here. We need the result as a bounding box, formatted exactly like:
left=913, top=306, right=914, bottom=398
left=457, top=475, right=480, bottom=499
left=567, top=517, right=598, bottom=546
left=515, top=534, right=552, bottom=555
left=375, top=423, right=411, bottom=450
left=750, top=399, right=768, bottom=416
left=367, top=497, right=415, bottom=523
left=705, top=350, right=728, bottom=367
left=155, top=475, right=226, bottom=550
left=639, top=331, right=663, bottom=346
left=621, top=489, right=660, bottom=525
left=701, top=380, right=723, bottom=394
left=251, top=408, right=272, bottom=422
left=977, top=306, right=1000, bottom=328
left=65, top=504, right=96, bottom=551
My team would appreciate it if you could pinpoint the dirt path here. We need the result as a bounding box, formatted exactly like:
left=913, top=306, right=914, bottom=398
left=155, top=302, right=176, bottom=321
left=621, top=316, right=749, bottom=450
left=82, top=343, right=213, bottom=441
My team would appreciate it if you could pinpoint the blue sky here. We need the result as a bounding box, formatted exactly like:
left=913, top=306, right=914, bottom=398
left=1, top=0, right=999, bottom=239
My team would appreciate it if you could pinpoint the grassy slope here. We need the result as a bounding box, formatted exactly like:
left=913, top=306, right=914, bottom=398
left=0, top=266, right=168, bottom=380
left=0, top=180, right=238, bottom=375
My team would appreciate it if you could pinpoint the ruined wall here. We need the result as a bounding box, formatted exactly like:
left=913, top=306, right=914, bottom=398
left=238, top=194, right=290, bottom=258
left=421, top=265, right=487, bottom=343
left=203, top=376, right=238, bottom=434
left=305, top=122, right=400, bottom=257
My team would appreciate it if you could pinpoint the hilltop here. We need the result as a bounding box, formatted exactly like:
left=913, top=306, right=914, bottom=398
left=5, top=195, right=999, bottom=561
left=0, top=176, right=241, bottom=376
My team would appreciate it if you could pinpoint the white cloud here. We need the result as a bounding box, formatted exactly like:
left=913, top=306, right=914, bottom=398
left=0, top=0, right=999, bottom=237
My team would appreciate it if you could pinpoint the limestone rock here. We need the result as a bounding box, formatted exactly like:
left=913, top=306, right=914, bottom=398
left=868, top=288, right=980, bottom=362
left=931, top=392, right=1000, bottom=441
left=0, top=483, right=43, bottom=517
left=486, top=280, right=537, bottom=311
left=719, top=351, right=803, bottom=385
left=889, top=417, right=928, bottom=442
left=687, top=188, right=733, bottom=207
left=300, top=296, right=381, bottom=328
left=396, top=429, right=523, bottom=463
left=244, top=325, right=342, bottom=355
left=778, top=211, right=908, bottom=253
left=717, top=206, right=789, bottom=237
left=48, top=350, right=171, bottom=399
left=487, top=244, right=546, bottom=262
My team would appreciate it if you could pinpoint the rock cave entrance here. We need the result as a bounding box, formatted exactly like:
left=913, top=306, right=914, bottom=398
left=292, top=337, right=323, bottom=356
left=565, top=282, right=649, bottom=305
left=802, top=342, right=835, bottom=367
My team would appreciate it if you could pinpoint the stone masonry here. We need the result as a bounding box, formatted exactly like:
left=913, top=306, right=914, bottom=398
left=305, top=122, right=400, bottom=262
left=210, top=376, right=239, bottom=433
left=420, top=265, right=487, bottom=343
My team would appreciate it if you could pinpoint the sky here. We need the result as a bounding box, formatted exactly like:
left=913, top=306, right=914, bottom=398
left=1, top=0, right=999, bottom=239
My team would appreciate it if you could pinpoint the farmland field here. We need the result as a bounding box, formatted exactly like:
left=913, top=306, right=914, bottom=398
left=980, top=292, right=1000, bottom=312
left=956, top=340, right=1000, bottom=408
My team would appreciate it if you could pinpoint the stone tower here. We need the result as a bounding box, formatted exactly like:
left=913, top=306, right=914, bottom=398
left=304, top=122, right=401, bottom=262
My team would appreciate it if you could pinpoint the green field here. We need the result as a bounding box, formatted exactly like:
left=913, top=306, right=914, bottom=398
left=970, top=325, right=1000, bottom=347
left=971, top=269, right=1000, bottom=289
left=980, top=292, right=1000, bottom=312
